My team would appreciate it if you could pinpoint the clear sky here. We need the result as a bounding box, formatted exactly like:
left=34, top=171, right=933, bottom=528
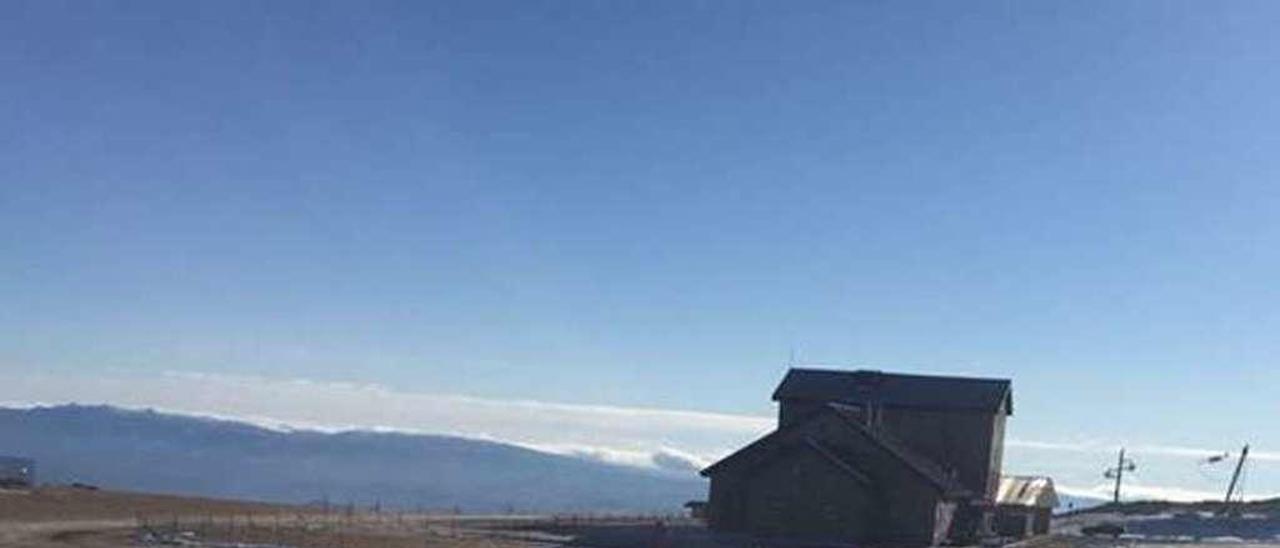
left=4, top=1, right=1280, bottom=500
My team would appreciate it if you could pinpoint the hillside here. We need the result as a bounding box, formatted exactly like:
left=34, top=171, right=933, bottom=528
left=1055, top=493, right=1110, bottom=513
left=1045, top=497, right=1280, bottom=548
left=1065, top=496, right=1280, bottom=517
left=0, top=405, right=704, bottom=513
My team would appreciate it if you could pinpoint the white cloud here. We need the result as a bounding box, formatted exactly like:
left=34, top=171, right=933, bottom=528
left=1130, top=444, right=1280, bottom=463
left=1007, top=439, right=1102, bottom=453
left=521, top=443, right=709, bottom=473
left=1056, top=482, right=1279, bottom=503
left=1008, top=438, right=1280, bottom=463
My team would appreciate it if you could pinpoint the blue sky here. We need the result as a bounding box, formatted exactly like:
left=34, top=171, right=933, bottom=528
left=4, top=1, right=1280, bottom=499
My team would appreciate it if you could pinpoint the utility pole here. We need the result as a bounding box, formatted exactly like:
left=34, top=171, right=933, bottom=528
left=1113, top=448, right=1126, bottom=503
left=1104, top=447, right=1137, bottom=503
left=1224, top=444, right=1250, bottom=506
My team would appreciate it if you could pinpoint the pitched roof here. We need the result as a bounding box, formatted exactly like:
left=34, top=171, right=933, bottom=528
left=996, top=476, right=1059, bottom=508
left=701, top=403, right=969, bottom=497
left=771, top=368, right=1013, bottom=415
left=825, top=403, right=965, bottom=494
left=803, top=437, right=872, bottom=486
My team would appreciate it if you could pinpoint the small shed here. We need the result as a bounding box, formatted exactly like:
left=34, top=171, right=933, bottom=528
left=994, top=476, right=1057, bottom=537
left=0, top=456, right=36, bottom=489
left=684, top=500, right=708, bottom=520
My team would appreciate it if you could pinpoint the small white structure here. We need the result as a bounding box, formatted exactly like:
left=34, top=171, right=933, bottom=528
left=995, top=476, right=1058, bottom=537
left=0, top=456, right=35, bottom=488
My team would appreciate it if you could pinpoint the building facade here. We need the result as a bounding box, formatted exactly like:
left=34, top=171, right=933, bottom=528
left=702, top=368, right=1013, bottom=546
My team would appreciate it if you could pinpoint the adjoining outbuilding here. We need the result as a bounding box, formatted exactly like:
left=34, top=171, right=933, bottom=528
left=994, top=475, right=1058, bottom=538
left=702, top=368, right=1013, bottom=546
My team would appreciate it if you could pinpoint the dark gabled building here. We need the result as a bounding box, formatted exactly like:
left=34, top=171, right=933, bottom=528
left=702, top=404, right=970, bottom=546
left=702, top=368, right=1013, bottom=546
left=774, top=368, right=1012, bottom=500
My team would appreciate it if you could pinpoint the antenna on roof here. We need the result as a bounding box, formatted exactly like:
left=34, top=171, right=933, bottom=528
left=788, top=345, right=798, bottom=368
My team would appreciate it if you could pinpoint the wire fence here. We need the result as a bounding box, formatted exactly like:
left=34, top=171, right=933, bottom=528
left=132, top=508, right=692, bottom=547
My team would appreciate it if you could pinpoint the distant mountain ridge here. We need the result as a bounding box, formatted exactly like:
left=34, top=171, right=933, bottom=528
left=0, top=404, right=704, bottom=512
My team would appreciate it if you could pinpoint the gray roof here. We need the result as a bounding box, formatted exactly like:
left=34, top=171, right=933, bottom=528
left=771, top=368, right=1013, bottom=415
left=826, top=403, right=965, bottom=493
left=996, top=476, right=1059, bottom=508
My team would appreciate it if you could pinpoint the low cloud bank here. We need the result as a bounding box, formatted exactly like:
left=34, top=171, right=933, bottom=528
left=1056, top=482, right=1279, bottom=503
left=1, top=370, right=1274, bottom=500
left=1010, top=439, right=1280, bottom=463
